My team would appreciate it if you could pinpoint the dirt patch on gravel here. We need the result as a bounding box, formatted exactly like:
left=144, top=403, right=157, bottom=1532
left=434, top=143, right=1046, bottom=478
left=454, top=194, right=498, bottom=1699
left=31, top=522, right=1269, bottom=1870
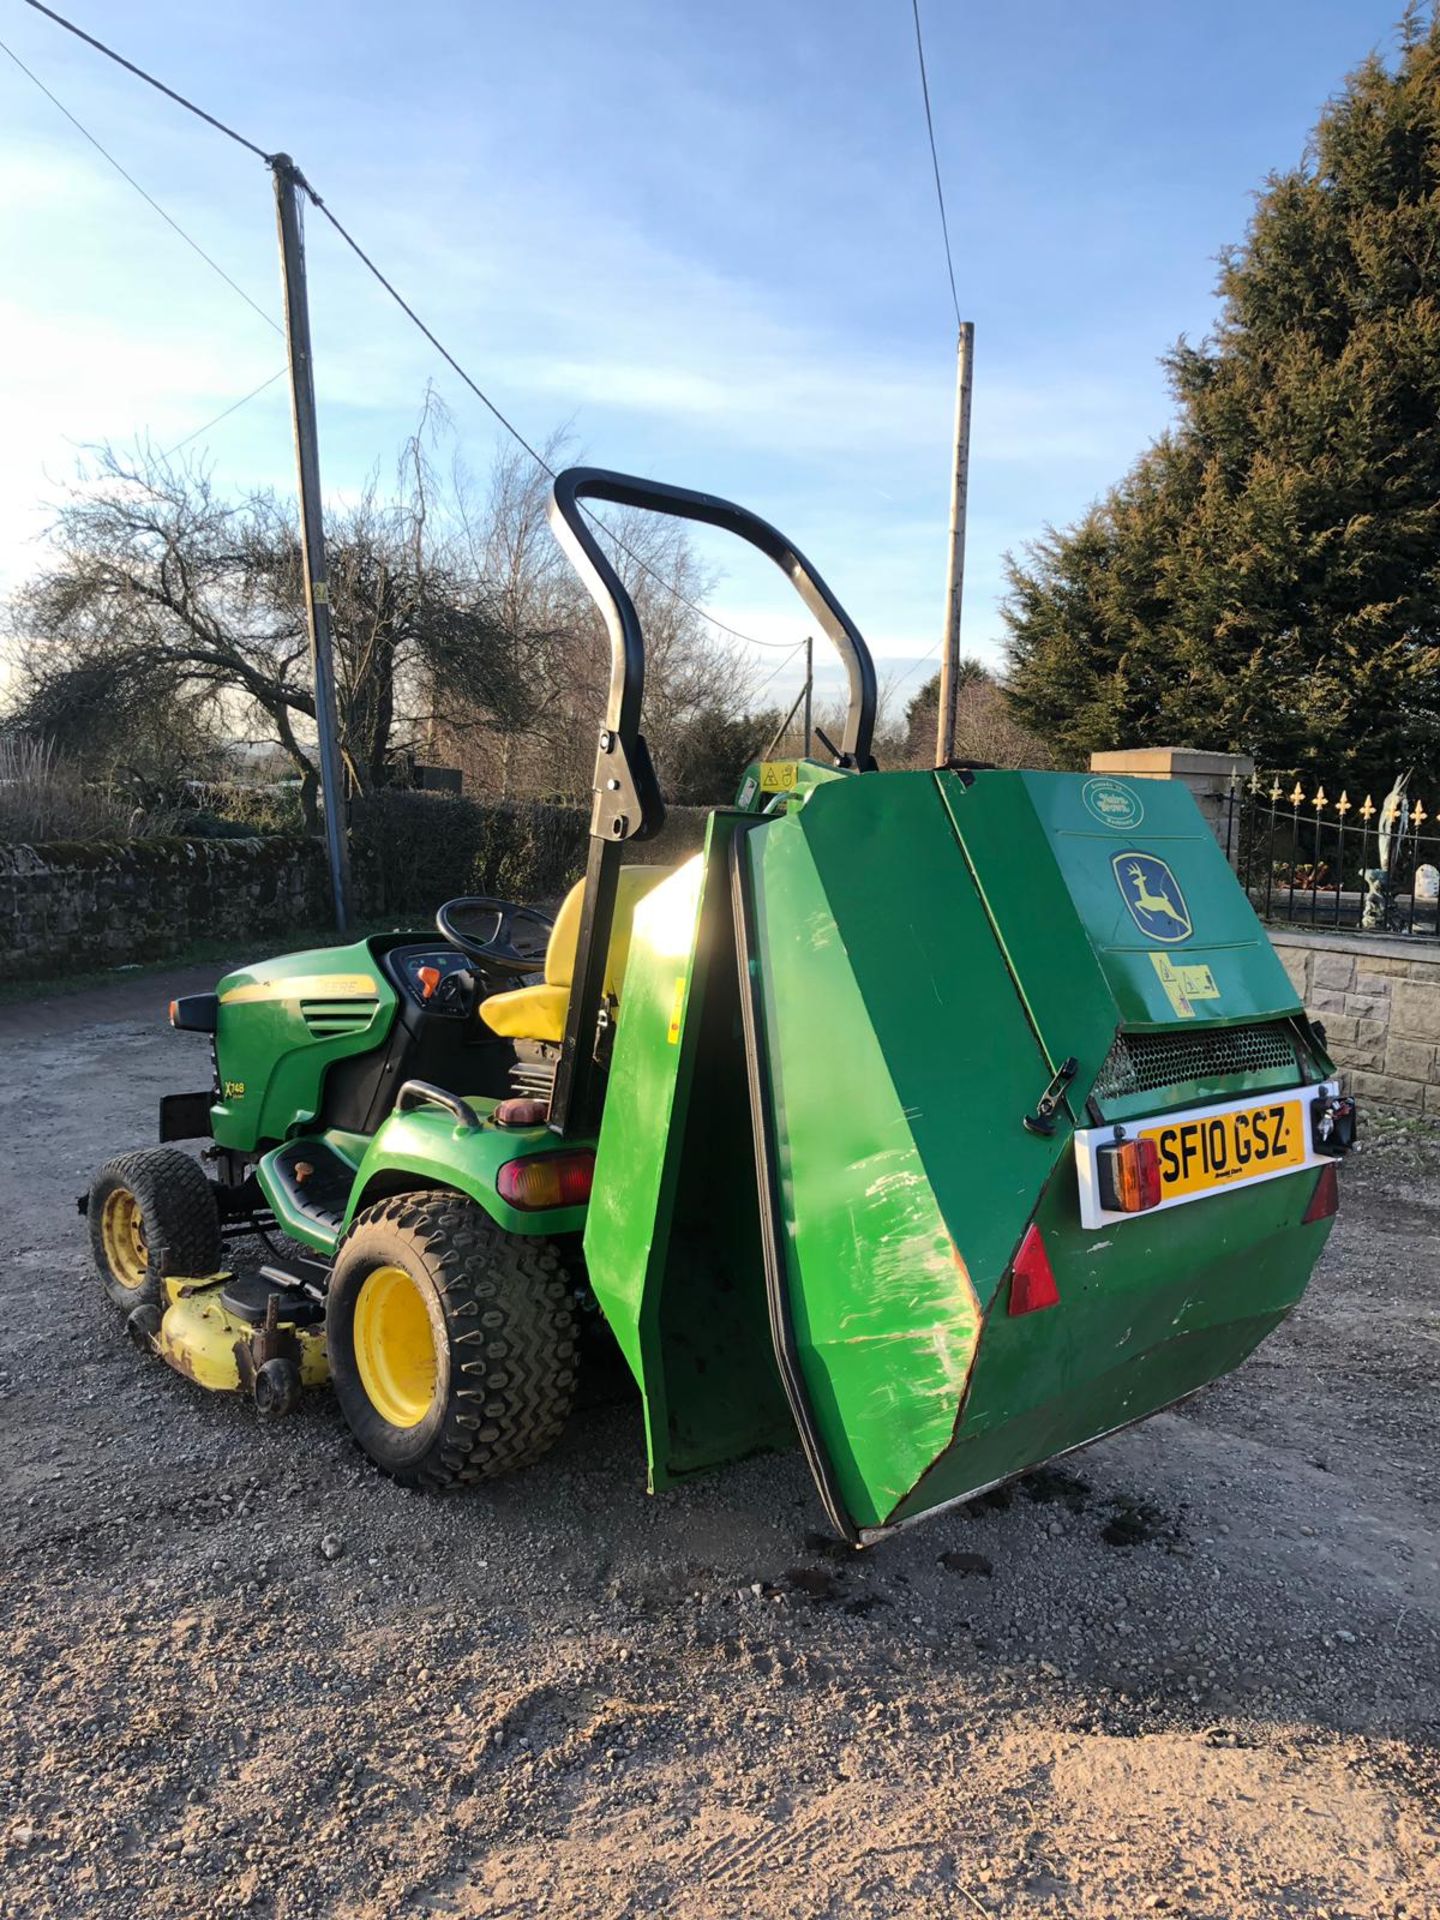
left=0, top=979, right=1437, bottom=1917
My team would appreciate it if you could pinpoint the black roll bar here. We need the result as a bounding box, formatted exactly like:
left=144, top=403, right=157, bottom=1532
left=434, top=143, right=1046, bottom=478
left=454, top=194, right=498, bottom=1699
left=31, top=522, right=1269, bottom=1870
left=545, top=465, right=878, bottom=1135
left=547, top=466, right=878, bottom=767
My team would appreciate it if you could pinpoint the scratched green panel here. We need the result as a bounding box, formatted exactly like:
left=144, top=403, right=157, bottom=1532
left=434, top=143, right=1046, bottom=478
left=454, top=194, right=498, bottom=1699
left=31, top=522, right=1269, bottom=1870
left=740, top=767, right=1335, bottom=1537
left=889, top=1158, right=1333, bottom=1524
left=746, top=771, right=1057, bottom=1530
left=584, top=818, right=791, bottom=1489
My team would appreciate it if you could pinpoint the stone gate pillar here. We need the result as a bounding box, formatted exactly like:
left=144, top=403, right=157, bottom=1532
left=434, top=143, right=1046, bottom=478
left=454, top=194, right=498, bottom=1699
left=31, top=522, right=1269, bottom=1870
left=1088, top=748, right=1254, bottom=867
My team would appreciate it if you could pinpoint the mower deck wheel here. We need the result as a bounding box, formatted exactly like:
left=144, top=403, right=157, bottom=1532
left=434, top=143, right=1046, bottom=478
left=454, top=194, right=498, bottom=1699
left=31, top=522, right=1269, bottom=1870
left=125, top=1303, right=163, bottom=1351
left=253, top=1356, right=302, bottom=1419
left=327, top=1192, right=578, bottom=1489
left=88, top=1149, right=223, bottom=1313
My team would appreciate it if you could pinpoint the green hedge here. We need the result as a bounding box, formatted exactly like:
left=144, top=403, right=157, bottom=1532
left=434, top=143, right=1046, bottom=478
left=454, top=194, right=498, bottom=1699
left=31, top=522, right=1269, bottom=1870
left=349, top=790, right=712, bottom=914
left=179, top=786, right=308, bottom=837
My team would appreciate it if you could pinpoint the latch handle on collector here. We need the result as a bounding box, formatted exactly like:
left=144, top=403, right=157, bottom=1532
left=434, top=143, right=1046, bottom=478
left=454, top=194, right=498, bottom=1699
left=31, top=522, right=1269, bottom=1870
left=1023, top=1057, right=1078, bottom=1137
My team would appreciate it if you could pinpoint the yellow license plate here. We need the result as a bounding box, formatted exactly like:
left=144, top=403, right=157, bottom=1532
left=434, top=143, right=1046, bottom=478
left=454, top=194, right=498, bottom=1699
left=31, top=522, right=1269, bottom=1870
left=1142, top=1098, right=1307, bottom=1199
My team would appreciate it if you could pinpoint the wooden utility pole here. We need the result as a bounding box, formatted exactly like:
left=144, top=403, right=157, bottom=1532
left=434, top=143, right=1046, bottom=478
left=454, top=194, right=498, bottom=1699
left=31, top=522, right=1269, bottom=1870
left=272, top=153, right=352, bottom=934
left=935, top=320, right=974, bottom=768
left=802, top=634, right=813, bottom=758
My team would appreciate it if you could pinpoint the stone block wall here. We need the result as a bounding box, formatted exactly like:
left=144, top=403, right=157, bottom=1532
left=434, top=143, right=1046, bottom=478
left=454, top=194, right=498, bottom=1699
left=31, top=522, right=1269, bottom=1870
left=1269, top=930, right=1440, bottom=1114
left=0, top=837, right=332, bottom=982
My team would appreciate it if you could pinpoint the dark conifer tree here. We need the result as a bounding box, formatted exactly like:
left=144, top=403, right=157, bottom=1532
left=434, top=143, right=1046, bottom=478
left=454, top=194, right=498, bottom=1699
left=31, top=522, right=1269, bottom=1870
left=1005, top=9, right=1440, bottom=792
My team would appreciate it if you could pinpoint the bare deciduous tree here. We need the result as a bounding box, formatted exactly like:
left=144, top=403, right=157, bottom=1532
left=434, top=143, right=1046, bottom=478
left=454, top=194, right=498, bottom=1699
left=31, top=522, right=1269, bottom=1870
left=902, top=665, right=1061, bottom=770
left=434, top=433, right=753, bottom=805
left=4, top=407, right=783, bottom=818
left=5, top=435, right=517, bottom=822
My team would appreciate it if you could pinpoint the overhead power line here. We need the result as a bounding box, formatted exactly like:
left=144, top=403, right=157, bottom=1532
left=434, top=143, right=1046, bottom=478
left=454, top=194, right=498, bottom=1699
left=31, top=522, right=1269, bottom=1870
left=909, top=0, right=962, bottom=331
left=161, top=367, right=288, bottom=459
left=3, top=36, right=290, bottom=490
left=303, top=182, right=793, bottom=648
left=889, top=639, right=942, bottom=698
left=17, top=0, right=797, bottom=653
left=305, top=190, right=796, bottom=649
left=303, top=189, right=553, bottom=477
left=21, top=0, right=271, bottom=160
left=0, top=34, right=279, bottom=333
left=749, top=638, right=807, bottom=702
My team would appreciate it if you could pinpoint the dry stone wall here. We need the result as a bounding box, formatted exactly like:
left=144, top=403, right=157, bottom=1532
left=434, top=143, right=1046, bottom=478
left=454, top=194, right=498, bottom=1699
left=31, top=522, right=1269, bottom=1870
left=0, top=837, right=331, bottom=982
left=0, top=802, right=715, bottom=984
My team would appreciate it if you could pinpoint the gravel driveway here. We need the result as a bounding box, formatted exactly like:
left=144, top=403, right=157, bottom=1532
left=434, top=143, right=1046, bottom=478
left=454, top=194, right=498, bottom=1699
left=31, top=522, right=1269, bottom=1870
left=1, top=970, right=1437, bottom=1918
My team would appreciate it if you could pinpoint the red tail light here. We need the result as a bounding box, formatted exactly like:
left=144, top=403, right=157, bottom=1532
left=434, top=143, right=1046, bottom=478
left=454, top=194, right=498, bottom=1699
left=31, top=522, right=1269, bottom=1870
left=1008, top=1223, right=1060, bottom=1316
left=1096, top=1136, right=1162, bottom=1213
left=1303, top=1162, right=1339, bottom=1224
left=497, top=1150, right=595, bottom=1211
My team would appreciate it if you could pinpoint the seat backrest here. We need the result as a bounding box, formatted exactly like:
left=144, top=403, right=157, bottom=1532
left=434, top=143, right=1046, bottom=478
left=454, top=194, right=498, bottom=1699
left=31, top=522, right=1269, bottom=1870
left=544, top=866, right=670, bottom=995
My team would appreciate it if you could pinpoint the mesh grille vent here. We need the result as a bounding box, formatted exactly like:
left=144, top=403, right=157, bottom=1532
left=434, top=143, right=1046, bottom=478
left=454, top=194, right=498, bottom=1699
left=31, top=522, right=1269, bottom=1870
left=1094, top=1023, right=1297, bottom=1101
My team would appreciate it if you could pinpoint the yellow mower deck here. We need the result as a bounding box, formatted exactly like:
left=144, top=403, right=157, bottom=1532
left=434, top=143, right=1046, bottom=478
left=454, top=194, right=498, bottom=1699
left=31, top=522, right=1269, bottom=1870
left=130, top=1273, right=329, bottom=1418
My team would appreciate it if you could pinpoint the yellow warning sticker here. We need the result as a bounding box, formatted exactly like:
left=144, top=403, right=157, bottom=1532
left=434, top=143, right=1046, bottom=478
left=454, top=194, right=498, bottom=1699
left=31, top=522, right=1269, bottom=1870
left=1150, top=952, right=1220, bottom=1020
left=667, top=976, right=686, bottom=1044
left=759, top=760, right=798, bottom=793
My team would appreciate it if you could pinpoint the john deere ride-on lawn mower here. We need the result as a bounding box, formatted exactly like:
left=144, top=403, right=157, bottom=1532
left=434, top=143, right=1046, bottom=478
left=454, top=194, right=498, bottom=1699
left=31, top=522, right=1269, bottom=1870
left=85, top=467, right=1356, bottom=1544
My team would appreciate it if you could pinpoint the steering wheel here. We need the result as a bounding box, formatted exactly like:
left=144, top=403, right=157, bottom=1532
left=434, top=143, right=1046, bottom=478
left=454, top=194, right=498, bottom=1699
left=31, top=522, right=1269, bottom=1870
left=435, top=896, right=554, bottom=975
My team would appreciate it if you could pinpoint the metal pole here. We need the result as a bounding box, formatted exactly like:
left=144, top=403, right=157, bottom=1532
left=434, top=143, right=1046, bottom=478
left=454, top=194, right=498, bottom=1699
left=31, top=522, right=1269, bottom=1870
left=802, top=634, right=813, bottom=760
left=761, top=684, right=808, bottom=764
left=272, top=153, right=352, bottom=935
left=935, top=319, right=975, bottom=768
left=1224, top=770, right=1236, bottom=865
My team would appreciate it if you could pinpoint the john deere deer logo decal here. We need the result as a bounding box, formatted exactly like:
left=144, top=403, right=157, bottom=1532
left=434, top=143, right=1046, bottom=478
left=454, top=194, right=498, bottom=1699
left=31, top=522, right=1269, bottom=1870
left=1113, top=852, right=1192, bottom=943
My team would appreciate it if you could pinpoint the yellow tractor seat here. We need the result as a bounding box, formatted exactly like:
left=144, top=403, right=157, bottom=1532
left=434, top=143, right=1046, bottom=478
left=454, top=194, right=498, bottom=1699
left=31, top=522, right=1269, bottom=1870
left=478, top=866, right=670, bottom=1045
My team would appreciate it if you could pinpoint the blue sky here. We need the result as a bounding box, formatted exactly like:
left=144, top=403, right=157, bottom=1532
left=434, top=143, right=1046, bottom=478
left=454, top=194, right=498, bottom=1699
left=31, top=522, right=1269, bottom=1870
left=0, top=0, right=1410, bottom=709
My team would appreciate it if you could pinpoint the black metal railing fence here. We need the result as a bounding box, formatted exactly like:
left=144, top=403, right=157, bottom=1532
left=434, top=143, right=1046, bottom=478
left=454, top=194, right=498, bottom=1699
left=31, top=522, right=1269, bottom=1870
left=1227, top=773, right=1440, bottom=935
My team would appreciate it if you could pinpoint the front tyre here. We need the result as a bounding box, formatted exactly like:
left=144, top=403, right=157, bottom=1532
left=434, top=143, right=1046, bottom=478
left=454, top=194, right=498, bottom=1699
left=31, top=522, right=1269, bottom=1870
left=326, top=1193, right=578, bottom=1489
left=89, top=1149, right=222, bottom=1313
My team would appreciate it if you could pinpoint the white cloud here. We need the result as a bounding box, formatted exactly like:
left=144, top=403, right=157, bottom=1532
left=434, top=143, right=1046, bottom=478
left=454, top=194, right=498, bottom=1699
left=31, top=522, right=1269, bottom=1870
left=0, top=71, right=1171, bottom=666
left=0, top=296, right=289, bottom=584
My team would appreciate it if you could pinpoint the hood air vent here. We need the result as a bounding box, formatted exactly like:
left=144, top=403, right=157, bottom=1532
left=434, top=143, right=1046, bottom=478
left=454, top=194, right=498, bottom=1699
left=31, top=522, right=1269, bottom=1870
left=300, top=999, right=377, bottom=1041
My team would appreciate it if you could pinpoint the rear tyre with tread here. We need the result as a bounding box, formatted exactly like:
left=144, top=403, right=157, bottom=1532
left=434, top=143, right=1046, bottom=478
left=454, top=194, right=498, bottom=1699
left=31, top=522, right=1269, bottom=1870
left=326, top=1192, right=578, bottom=1489
left=89, top=1148, right=222, bottom=1313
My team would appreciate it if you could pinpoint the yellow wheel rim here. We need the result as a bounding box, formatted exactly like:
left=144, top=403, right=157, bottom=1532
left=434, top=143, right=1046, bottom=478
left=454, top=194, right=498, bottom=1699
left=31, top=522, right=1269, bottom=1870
left=353, top=1264, right=439, bottom=1429
left=100, top=1187, right=149, bottom=1292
